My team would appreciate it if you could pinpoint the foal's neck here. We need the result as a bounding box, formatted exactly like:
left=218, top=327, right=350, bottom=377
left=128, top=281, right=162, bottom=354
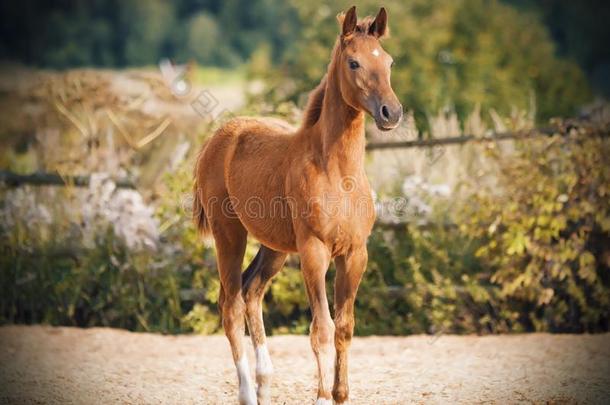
left=316, top=63, right=366, bottom=174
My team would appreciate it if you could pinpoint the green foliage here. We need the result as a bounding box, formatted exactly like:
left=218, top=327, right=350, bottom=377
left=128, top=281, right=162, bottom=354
left=1, top=0, right=604, bottom=110
left=120, top=0, right=176, bottom=66
left=0, top=139, right=217, bottom=334
left=505, top=0, right=610, bottom=97
left=458, top=124, right=610, bottom=332
left=0, top=212, right=185, bottom=332
left=174, top=12, right=242, bottom=67
left=349, top=122, right=609, bottom=335
left=267, top=265, right=310, bottom=334
left=181, top=303, right=220, bottom=334
left=0, top=0, right=300, bottom=68
left=267, top=0, right=591, bottom=125
left=2, top=122, right=608, bottom=335
left=0, top=1, right=607, bottom=336
left=360, top=224, right=498, bottom=335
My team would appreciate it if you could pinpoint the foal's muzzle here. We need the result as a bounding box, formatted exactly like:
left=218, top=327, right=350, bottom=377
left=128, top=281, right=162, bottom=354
left=374, top=102, right=403, bottom=131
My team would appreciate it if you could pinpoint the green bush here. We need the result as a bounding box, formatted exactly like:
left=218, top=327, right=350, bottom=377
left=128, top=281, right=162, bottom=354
left=0, top=210, right=187, bottom=332
left=458, top=122, right=610, bottom=332
left=0, top=156, right=217, bottom=334
left=354, top=121, right=609, bottom=335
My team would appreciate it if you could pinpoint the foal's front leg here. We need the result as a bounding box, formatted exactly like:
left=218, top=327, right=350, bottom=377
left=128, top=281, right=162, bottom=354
left=332, top=246, right=367, bottom=404
left=298, top=237, right=335, bottom=404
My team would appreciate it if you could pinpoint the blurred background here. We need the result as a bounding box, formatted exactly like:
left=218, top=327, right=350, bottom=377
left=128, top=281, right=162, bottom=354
left=0, top=0, right=608, bottom=336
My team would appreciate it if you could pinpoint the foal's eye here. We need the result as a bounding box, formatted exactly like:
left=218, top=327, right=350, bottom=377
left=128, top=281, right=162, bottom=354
left=349, top=60, right=360, bottom=70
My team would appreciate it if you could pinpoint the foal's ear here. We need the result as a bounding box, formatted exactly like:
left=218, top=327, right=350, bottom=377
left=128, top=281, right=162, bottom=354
left=338, top=6, right=358, bottom=36
left=369, top=7, right=389, bottom=38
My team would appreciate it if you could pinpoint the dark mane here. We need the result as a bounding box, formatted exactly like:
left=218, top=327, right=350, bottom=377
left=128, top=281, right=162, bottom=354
left=355, top=16, right=376, bottom=34
left=302, top=76, right=327, bottom=128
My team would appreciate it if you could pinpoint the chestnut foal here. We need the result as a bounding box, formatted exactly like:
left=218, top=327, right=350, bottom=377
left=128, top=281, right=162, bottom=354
left=193, top=6, right=402, bottom=404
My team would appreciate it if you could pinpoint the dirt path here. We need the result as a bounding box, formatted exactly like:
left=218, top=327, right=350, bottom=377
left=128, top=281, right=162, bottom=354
left=1, top=326, right=609, bottom=404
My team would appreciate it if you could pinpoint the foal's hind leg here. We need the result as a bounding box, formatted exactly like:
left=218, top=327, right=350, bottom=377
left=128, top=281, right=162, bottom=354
left=212, top=219, right=256, bottom=405
left=242, top=246, right=287, bottom=404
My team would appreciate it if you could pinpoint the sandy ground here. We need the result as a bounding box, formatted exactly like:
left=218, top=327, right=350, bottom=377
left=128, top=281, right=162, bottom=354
left=0, top=326, right=609, bottom=404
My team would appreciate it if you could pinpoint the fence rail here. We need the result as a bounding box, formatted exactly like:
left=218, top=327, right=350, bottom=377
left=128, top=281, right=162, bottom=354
left=366, top=127, right=557, bottom=150
left=0, top=171, right=136, bottom=189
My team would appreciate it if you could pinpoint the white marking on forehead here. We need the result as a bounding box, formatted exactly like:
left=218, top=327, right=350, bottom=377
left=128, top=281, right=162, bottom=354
left=372, top=48, right=380, bottom=57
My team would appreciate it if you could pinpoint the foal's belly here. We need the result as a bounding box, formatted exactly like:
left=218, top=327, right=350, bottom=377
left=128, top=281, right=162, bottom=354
left=231, top=193, right=297, bottom=252
left=225, top=122, right=297, bottom=252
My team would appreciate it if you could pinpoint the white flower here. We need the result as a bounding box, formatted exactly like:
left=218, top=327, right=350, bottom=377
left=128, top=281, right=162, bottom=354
left=1, top=172, right=160, bottom=252
left=428, top=184, right=451, bottom=197
left=402, top=175, right=424, bottom=195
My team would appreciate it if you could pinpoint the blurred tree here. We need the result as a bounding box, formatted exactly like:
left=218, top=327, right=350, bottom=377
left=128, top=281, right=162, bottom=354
left=505, top=0, right=610, bottom=98
left=0, top=0, right=300, bottom=68
left=119, top=0, right=175, bottom=66
left=181, top=12, right=221, bottom=64
left=0, top=0, right=602, bottom=115
left=270, top=0, right=591, bottom=126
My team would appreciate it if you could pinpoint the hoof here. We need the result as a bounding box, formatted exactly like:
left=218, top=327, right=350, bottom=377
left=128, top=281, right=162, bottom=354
left=238, top=391, right=257, bottom=405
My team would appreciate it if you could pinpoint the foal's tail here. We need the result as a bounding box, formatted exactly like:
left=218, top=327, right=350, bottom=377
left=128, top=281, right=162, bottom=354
left=192, top=141, right=211, bottom=236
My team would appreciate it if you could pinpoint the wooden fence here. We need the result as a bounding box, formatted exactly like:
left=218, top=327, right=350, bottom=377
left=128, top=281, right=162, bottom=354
left=366, top=127, right=556, bottom=150
left=0, top=127, right=560, bottom=190
left=0, top=171, right=136, bottom=189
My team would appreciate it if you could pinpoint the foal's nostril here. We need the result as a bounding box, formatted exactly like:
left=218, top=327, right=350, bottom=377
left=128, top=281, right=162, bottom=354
left=380, top=105, right=390, bottom=121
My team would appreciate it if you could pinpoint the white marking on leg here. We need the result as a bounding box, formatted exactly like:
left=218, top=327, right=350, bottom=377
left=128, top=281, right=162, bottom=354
left=255, top=344, right=273, bottom=377
left=372, top=48, right=380, bottom=57
left=315, top=399, right=333, bottom=405
left=255, top=344, right=273, bottom=403
left=317, top=344, right=335, bottom=399
left=236, top=355, right=256, bottom=405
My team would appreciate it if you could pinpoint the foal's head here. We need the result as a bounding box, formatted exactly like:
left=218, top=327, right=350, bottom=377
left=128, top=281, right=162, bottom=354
left=335, top=6, right=403, bottom=131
